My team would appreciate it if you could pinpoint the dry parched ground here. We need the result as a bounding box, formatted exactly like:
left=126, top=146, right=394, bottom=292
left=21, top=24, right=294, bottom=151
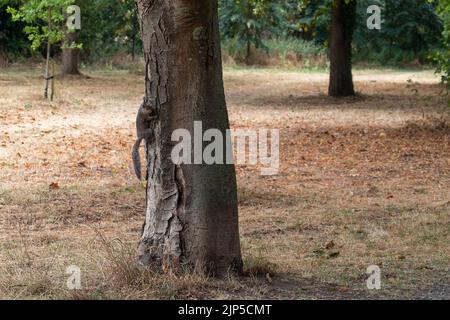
left=0, top=66, right=449, bottom=299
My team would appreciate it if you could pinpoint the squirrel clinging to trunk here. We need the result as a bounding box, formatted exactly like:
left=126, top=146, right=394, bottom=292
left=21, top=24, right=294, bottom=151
left=132, top=98, right=157, bottom=180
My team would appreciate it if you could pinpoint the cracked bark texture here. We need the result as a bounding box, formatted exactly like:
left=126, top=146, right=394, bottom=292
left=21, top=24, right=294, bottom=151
left=135, top=0, right=242, bottom=276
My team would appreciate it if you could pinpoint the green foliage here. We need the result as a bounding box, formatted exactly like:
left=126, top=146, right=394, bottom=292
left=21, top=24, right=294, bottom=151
left=222, top=36, right=326, bottom=67
left=295, top=0, right=444, bottom=66
left=6, top=0, right=75, bottom=51
left=0, top=0, right=30, bottom=55
left=353, top=0, right=443, bottom=65
left=219, top=0, right=285, bottom=58
left=77, top=0, right=141, bottom=63
left=296, top=0, right=331, bottom=44
left=433, top=0, right=450, bottom=87
left=2, top=0, right=140, bottom=63
left=263, top=37, right=326, bottom=58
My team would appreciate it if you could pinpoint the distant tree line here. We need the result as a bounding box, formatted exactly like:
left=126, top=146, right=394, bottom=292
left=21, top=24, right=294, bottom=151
left=219, top=0, right=445, bottom=64
left=0, top=0, right=141, bottom=67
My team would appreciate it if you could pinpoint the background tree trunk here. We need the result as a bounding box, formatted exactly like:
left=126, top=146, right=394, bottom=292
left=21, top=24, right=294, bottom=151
left=62, top=31, right=79, bottom=75
left=131, top=34, right=136, bottom=62
left=135, top=0, right=243, bottom=276
left=44, top=7, right=52, bottom=99
left=328, top=0, right=356, bottom=97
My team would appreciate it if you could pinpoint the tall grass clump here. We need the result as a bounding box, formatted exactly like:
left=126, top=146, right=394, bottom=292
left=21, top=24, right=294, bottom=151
left=222, top=37, right=327, bottom=68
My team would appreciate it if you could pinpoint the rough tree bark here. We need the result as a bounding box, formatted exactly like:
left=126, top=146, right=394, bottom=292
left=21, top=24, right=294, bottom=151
left=135, top=0, right=243, bottom=276
left=328, top=0, right=356, bottom=97
left=62, top=30, right=80, bottom=75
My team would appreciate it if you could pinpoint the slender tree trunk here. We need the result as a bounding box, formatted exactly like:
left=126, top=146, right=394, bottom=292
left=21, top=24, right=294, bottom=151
left=245, top=1, right=252, bottom=65
left=246, top=37, right=251, bottom=65
left=131, top=5, right=140, bottom=62
left=135, top=0, right=242, bottom=276
left=44, top=7, right=52, bottom=99
left=62, top=30, right=80, bottom=75
left=328, top=0, right=356, bottom=97
left=131, top=35, right=136, bottom=62
left=50, top=59, right=55, bottom=101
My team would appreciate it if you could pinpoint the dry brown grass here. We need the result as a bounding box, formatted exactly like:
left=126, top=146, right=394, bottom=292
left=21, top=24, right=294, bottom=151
left=0, top=65, right=449, bottom=299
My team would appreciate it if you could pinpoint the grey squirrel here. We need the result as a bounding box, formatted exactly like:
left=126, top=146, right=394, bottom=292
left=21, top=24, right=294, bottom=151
left=132, top=99, right=157, bottom=180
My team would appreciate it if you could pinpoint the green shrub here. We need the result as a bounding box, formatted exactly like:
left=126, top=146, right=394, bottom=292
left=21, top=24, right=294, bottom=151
left=434, top=0, right=450, bottom=88
left=222, top=36, right=327, bottom=68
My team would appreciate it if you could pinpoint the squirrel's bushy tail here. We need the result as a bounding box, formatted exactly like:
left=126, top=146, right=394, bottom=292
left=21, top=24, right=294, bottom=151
left=132, top=138, right=143, bottom=180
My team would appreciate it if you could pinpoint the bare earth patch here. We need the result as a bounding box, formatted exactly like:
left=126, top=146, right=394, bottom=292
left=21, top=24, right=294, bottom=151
left=0, top=67, right=449, bottom=299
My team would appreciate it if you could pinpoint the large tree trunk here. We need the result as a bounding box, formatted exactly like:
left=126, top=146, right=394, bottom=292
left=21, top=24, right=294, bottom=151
left=328, top=0, right=356, bottom=97
left=135, top=0, right=243, bottom=276
left=62, top=31, right=80, bottom=75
